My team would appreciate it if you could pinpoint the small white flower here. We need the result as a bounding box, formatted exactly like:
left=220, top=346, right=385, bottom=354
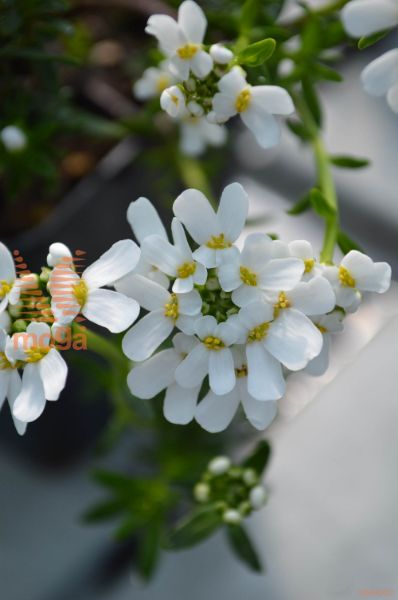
left=173, top=182, right=248, bottom=267
left=361, top=49, right=398, bottom=113
left=210, top=43, right=234, bottom=65
left=341, top=0, right=398, bottom=38
left=8, top=322, right=68, bottom=424
left=49, top=240, right=141, bottom=333
left=0, top=125, right=27, bottom=152
left=306, top=310, right=344, bottom=376
left=179, top=115, right=227, bottom=156
left=208, top=455, right=231, bottom=475
left=249, top=485, right=268, bottom=510
left=0, top=329, right=26, bottom=435
left=186, top=101, right=204, bottom=117
left=160, top=85, right=187, bottom=117
left=122, top=276, right=201, bottom=361
left=194, top=482, right=210, bottom=502
left=222, top=508, right=242, bottom=524
left=323, top=250, right=391, bottom=310
left=142, top=218, right=207, bottom=293
left=212, top=66, right=294, bottom=148
left=288, top=240, right=323, bottom=281
left=134, top=60, right=175, bottom=100
left=145, top=0, right=213, bottom=81
left=47, top=242, right=72, bottom=268
left=0, top=242, right=21, bottom=315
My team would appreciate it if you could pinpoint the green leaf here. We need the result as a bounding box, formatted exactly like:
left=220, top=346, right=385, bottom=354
left=237, top=38, right=276, bottom=67
left=164, top=505, right=222, bottom=549
left=243, top=440, right=271, bottom=475
left=302, top=76, right=322, bottom=127
left=286, top=119, right=311, bottom=141
left=312, top=63, right=343, bottom=83
left=83, top=499, right=124, bottom=523
left=93, top=470, right=133, bottom=492
left=226, top=524, right=263, bottom=573
left=358, top=30, right=390, bottom=50
left=337, top=231, right=364, bottom=255
left=240, top=0, right=260, bottom=33
left=287, top=192, right=312, bottom=215
left=137, top=521, right=163, bottom=580
left=330, top=155, right=370, bottom=169
left=310, top=188, right=336, bottom=219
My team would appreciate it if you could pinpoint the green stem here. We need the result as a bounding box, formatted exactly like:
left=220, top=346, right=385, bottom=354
left=73, top=323, right=126, bottom=369
left=176, top=154, right=217, bottom=209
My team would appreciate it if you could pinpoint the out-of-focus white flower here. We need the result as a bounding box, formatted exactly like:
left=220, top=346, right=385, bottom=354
left=0, top=242, right=21, bottom=315
left=47, top=242, right=72, bottom=268
left=361, top=49, right=398, bottom=113
left=222, top=508, right=242, bottom=524
left=133, top=60, right=175, bottom=100
left=306, top=310, right=344, bottom=376
left=173, top=182, right=248, bottom=267
left=210, top=43, right=234, bottom=65
left=0, top=125, right=27, bottom=152
left=145, top=0, right=213, bottom=80
left=49, top=240, right=140, bottom=333
left=0, top=330, right=25, bottom=435
left=249, top=485, right=268, bottom=510
left=208, top=455, right=231, bottom=475
left=341, top=0, right=398, bottom=38
left=212, top=66, right=294, bottom=148
left=323, top=250, right=391, bottom=309
left=179, top=115, right=227, bottom=156
left=0, top=311, right=11, bottom=332
left=288, top=240, right=323, bottom=281
left=160, top=85, right=187, bottom=117
left=7, top=322, right=67, bottom=424
left=186, top=101, right=204, bottom=117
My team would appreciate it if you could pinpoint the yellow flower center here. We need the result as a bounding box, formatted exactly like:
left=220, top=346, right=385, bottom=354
left=247, top=322, right=269, bottom=343
left=235, top=88, right=252, bottom=113
left=339, top=266, right=356, bottom=288
left=206, top=233, right=232, bottom=250
left=177, top=43, right=199, bottom=60
left=273, top=291, right=291, bottom=318
left=203, top=336, right=225, bottom=350
left=156, top=75, right=170, bottom=93
left=304, top=258, right=315, bottom=273
left=177, top=262, right=196, bottom=279
left=26, top=346, right=50, bottom=363
left=316, top=324, right=328, bottom=334
left=73, top=280, right=89, bottom=308
left=0, top=352, right=13, bottom=370
left=170, top=93, right=180, bottom=105
left=164, top=293, right=179, bottom=321
left=0, top=280, right=12, bottom=298
left=235, top=364, right=248, bottom=378
left=240, top=266, right=257, bottom=287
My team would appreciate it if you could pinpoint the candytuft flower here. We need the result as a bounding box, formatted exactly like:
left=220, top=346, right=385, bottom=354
left=133, top=60, right=175, bottom=100
left=0, top=330, right=26, bottom=435
left=0, top=242, right=21, bottom=315
left=179, top=115, right=227, bottom=157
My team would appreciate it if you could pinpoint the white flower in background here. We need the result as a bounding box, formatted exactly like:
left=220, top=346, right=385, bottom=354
left=49, top=240, right=140, bottom=333
left=195, top=346, right=277, bottom=432
left=212, top=66, right=295, bottom=148
left=288, top=240, right=323, bottom=280
left=145, top=0, right=213, bottom=81
left=0, top=330, right=26, bottom=435
left=0, top=242, right=21, bottom=314
left=134, top=60, right=175, bottom=100
left=7, top=322, right=67, bottom=424
left=175, top=315, right=240, bottom=396
left=47, top=242, right=72, bottom=268
left=127, top=333, right=201, bottom=424
left=122, top=276, right=201, bottom=361
left=160, top=85, right=187, bottom=117
left=218, top=233, right=304, bottom=307
left=0, top=311, right=11, bottom=332
left=361, top=50, right=398, bottom=113
left=210, top=44, right=234, bottom=65
left=179, top=115, right=227, bottom=157
left=306, top=310, right=344, bottom=376
left=142, top=218, right=207, bottom=293
left=0, top=125, right=27, bottom=152
left=173, top=182, right=248, bottom=267
left=323, top=250, right=391, bottom=309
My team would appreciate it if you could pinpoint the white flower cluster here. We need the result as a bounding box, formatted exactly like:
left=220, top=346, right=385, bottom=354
left=118, top=183, right=391, bottom=433
left=342, top=0, right=398, bottom=112
left=134, top=0, right=294, bottom=155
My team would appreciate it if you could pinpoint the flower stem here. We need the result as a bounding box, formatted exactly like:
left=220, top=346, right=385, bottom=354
left=176, top=154, right=217, bottom=208
left=73, top=323, right=126, bottom=369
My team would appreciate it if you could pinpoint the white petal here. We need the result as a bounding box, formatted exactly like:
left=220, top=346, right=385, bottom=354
left=83, top=240, right=140, bottom=289
left=361, top=49, right=398, bottom=96
left=342, top=0, right=398, bottom=37
left=180, top=121, right=206, bottom=156
left=387, top=82, right=398, bottom=112
left=7, top=370, right=26, bottom=435
left=305, top=334, right=331, bottom=376
left=173, top=276, right=194, bottom=294
left=164, top=383, right=200, bottom=424
left=232, top=285, right=263, bottom=307
left=142, top=235, right=182, bottom=276
left=114, top=273, right=169, bottom=311
left=0, top=242, right=16, bottom=281
left=175, top=343, right=209, bottom=388
left=178, top=0, right=207, bottom=43
left=288, top=240, right=314, bottom=259
left=208, top=348, right=235, bottom=395
left=175, top=314, right=199, bottom=334
left=192, top=245, right=217, bottom=268
left=122, top=310, right=174, bottom=361
left=168, top=56, right=191, bottom=81
left=241, top=106, right=281, bottom=149
left=177, top=289, right=202, bottom=315
left=145, top=14, right=183, bottom=55
left=171, top=218, right=192, bottom=256
left=288, top=276, right=336, bottom=315
left=0, top=370, right=10, bottom=409
left=127, top=349, right=180, bottom=399
left=210, top=44, right=234, bottom=65
left=251, top=85, right=295, bottom=115
left=218, top=66, right=247, bottom=95
left=239, top=380, right=277, bottom=430
left=241, top=233, right=273, bottom=270
left=212, top=92, right=237, bottom=121
left=48, top=266, right=80, bottom=325
left=127, top=197, right=167, bottom=243
left=216, top=319, right=241, bottom=346
left=195, top=315, right=217, bottom=339
left=26, top=321, right=51, bottom=344
left=193, top=262, right=207, bottom=285
left=246, top=342, right=285, bottom=401
left=47, top=242, right=72, bottom=267
left=172, top=331, right=198, bottom=355
left=39, top=348, right=68, bottom=401
left=173, top=188, right=219, bottom=245
left=195, top=388, right=240, bottom=432
left=190, top=50, right=213, bottom=79
left=259, top=258, right=304, bottom=291
left=82, top=289, right=139, bottom=333
left=342, top=250, right=391, bottom=292
left=217, top=182, right=249, bottom=242
left=265, top=309, right=322, bottom=370
left=13, top=363, right=46, bottom=423
left=237, top=300, right=274, bottom=330
left=218, top=260, right=242, bottom=292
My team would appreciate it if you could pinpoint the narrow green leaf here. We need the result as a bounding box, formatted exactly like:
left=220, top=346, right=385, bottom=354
left=243, top=440, right=271, bottom=475
left=337, top=231, right=364, bottom=255
left=302, top=76, right=322, bottom=127
left=310, top=188, right=336, bottom=219
left=164, top=505, right=222, bottom=549
left=240, top=0, right=260, bottom=32
left=312, top=63, right=343, bottom=83
left=237, top=38, right=276, bottom=67
left=83, top=499, right=124, bottom=523
left=226, top=524, right=263, bottom=573
left=137, top=521, right=163, bottom=580
left=358, top=30, right=389, bottom=50
left=330, top=155, right=370, bottom=169
left=287, top=192, right=312, bottom=215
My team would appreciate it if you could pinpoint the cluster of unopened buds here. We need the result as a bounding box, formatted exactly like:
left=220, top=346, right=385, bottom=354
left=193, top=455, right=268, bottom=525
left=134, top=0, right=294, bottom=155
left=0, top=182, right=391, bottom=435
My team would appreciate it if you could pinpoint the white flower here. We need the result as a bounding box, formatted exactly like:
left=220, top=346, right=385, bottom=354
left=160, top=85, right=187, bottom=117
left=218, top=233, right=304, bottom=307
left=145, top=0, right=213, bottom=81
left=207, top=455, right=231, bottom=475
left=0, top=311, right=11, bottom=332
left=249, top=485, right=268, bottom=510
left=49, top=240, right=140, bottom=333
left=175, top=315, right=240, bottom=396
left=122, top=276, right=201, bottom=361
left=0, top=125, right=27, bottom=152
left=361, top=49, right=398, bottom=113
left=127, top=332, right=201, bottom=424
left=323, top=250, right=391, bottom=309
left=179, top=115, right=227, bottom=156
left=195, top=346, right=277, bottom=432
left=186, top=101, right=204, bottom=117
left=0, top=330, right=26, bottom=435
left=142, top=218, right=207, bottom=293
left=212, top=66, right=294, bottom=148
left=306, top=310, right=344, bottom=376
left=173, top=182, right=248, bottom=267
left=134, top=60, right=175, bottom=100
left=341, top=0, right=398, bottom=38
left=222, top=509, right=242, bottom=524
left=288, top=240, right=323, bottom=281
left=7, top=322, right=68, bottom=424
left=210, top=44, right=234, bottom=65
left=47, top=242, right=72, bottom=268
left=0, top=242, right=21, bottom=314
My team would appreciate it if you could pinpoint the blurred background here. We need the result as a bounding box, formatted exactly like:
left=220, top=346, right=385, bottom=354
left=1, top=1, right=397, bottom=599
